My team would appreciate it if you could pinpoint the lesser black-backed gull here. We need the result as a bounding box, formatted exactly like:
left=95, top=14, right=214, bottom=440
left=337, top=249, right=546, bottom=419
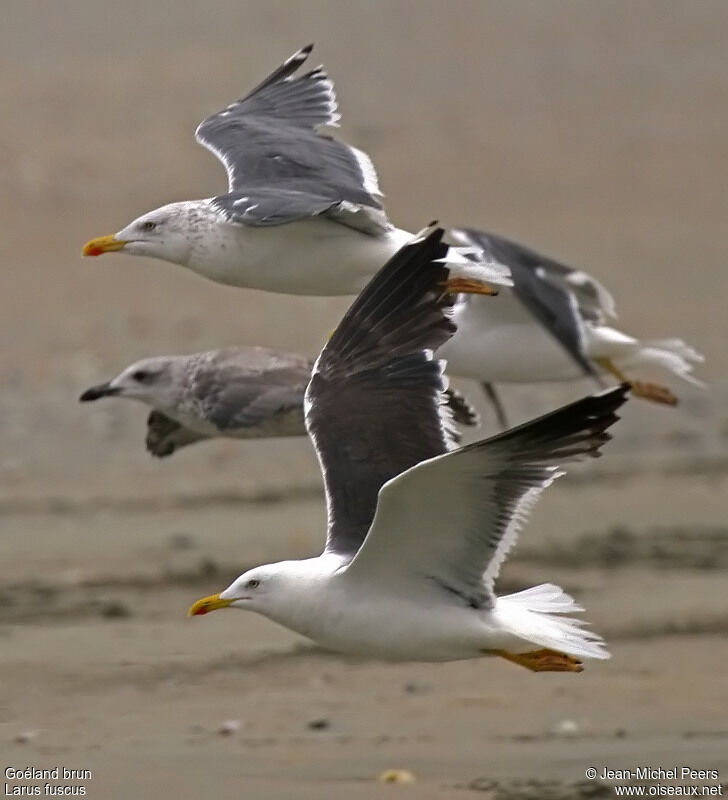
left=189, top=226, right=628, bottom=672
left=441, top=229, right=703, bottom=426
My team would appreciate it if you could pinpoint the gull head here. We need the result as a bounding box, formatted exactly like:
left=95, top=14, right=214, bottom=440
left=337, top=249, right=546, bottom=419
left=79, top=355, right=186, bottom=410
left=188, top=564, right=282, bottom=617
left=82, top=201, right=211, bottom=266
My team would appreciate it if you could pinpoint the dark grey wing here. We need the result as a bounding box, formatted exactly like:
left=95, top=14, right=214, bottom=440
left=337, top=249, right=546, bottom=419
left=347, top=386, right=629, bottom=608
left=191, top=351, right=311, bottom=433
left=195, top=45, right=386, bottom=231
left=145, top=411, right=208, bottom=458
left=211, top=187, right=339, bottom=227
left=305, top=227, right=461, bottom=558
left=456, top=228, right=597, bottom=377
left=460, top=227, right=615, bottom=321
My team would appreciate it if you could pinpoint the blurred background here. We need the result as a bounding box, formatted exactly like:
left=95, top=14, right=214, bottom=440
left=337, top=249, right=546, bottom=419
left=1, top=2, right=726, bottom=798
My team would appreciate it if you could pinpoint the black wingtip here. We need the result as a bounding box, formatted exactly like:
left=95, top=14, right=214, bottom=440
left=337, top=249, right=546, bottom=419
left=477, top=381, right=631, bottom=462
left=287, top=44, right=314, bottom=65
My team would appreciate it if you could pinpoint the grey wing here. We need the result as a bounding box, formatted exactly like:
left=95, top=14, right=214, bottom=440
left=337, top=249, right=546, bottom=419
left=455, top=228, right=597, bottom=377
left=211, top=187, right=340, bottom=227
left=207, top=381, right=307, bottom=434
left=305, top=227, right=461, bottom=558
left=346, top=386, right=629, bottom=608
left=145, top=411, right=209, bottom=457
left=195, top=45, right=386, bottom=232
left=190, top=351, right=311, bottom=433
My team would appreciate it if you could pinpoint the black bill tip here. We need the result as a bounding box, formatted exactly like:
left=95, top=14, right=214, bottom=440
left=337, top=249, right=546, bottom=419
left=79, top=382, right=119, bottom=402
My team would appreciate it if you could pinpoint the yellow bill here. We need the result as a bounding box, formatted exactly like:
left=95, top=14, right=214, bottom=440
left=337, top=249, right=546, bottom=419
left=82, top=235, right=126, bottom=257
left=188, top=593, right=232, bottom=617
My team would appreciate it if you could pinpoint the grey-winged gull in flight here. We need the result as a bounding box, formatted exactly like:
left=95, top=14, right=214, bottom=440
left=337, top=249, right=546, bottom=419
left=189, top=225, right=629, bottom=672
left=82, top=45, right=509, bottom=297
left=79, top=345, right=478, bottom=457
left=82, top=44, right=701, bottom=415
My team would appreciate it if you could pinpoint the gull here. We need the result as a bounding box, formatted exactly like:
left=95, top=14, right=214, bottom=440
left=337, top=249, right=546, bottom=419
left=189, top=226, right=629, bottom=672
left=81, top=45, right=508, bottom=297
left=440, top=229, right=703, bottom=427
left=82, top=45, right=701, bottom=414
left=79, top=346, right=478, bottom=457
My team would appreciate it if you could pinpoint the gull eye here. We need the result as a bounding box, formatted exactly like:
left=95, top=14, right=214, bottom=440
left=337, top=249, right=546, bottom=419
left=245, top=579, right=260, bottom=590
left=140, top=221, right=157, bottom=232
left=132, top=370, right=150, bottom=382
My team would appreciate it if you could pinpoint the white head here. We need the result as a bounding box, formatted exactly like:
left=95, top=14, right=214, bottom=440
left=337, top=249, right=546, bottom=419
left=188, top=559, right=323, bottom=623
left=82, top=200, right=216, bottom=267
left=79, top=355, right=188, bottom=412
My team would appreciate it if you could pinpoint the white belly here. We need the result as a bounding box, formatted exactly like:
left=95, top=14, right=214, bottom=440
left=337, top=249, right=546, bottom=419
left=266, top=579, right=498, bottom=662
left=441, top=293, right=585, bottom=383
left=188, top=218, right=408, bottom=295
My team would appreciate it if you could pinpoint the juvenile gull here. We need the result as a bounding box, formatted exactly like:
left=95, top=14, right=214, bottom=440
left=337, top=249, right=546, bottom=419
left=189, top=227, right=629, bottom=671
left=82, top=45, right=509, bottom=296
left=82, top=45, right=701, bottom=411
left=79, top=346, right=478, bottom=457
left=441, top=229, right=703, bottom=426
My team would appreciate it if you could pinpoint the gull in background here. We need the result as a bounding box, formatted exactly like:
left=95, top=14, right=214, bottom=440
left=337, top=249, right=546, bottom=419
left=441, top=229, right=704, bottom=427
left=189, top=227, right=629, bottom=672
left=79, top=346, right=477, bottom=457
left=82, top=45, right=702, bottom=417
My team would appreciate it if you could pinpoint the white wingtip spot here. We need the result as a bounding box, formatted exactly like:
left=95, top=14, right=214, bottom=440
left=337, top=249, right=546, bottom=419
left=288, top=44, right=313, bottom=66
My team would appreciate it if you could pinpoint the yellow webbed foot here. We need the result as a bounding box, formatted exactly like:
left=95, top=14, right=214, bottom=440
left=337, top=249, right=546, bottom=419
left=442, top=276, right=498, bottom=296
left=487, top=648, right=584, bottom=673
left=594, top=358, right=678, bottom=407
left=629, top=380, right=678, bottom=406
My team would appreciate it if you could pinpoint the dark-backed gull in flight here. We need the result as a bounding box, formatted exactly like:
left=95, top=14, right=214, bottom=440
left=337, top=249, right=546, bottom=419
left=82, top=45, right=508, bottom=297
left=441, top=229, right=703, bottom=426
left=82, top=45, right=702, bottom=414
left=189, top=226, right=629, bottom=672
left=79, top=345, right=478, bottom=457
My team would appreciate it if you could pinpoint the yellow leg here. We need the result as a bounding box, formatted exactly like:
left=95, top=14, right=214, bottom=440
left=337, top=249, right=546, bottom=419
left=486, top=648, right=584, bottom=673
left=442, top=276, right=499, bottom=296
left=595, top=357, right=678, bottom=406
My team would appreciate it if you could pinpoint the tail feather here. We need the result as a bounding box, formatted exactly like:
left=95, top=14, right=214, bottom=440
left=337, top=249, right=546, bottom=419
left=621, top=338, right=705, bottom=387
left=497, top=583, right=609, bottom=660
left=643, top=338, right=704, bottom=364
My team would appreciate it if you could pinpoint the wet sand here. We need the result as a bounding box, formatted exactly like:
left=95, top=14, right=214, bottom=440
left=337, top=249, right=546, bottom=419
left=2, top=2, right=727, bottom=797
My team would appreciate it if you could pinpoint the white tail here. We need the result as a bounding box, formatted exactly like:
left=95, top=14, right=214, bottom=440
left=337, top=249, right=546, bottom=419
left=589, top=326, right=705, bottom=388
left=496, top=583, right=610, bottom=660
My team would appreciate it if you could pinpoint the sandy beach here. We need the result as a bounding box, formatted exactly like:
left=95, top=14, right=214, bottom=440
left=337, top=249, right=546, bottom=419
left=1, top=2, right=727, bottom=797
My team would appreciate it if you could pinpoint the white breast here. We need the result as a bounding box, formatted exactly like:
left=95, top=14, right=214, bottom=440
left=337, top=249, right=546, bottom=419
left=186, top=218, right=407, bottom=295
